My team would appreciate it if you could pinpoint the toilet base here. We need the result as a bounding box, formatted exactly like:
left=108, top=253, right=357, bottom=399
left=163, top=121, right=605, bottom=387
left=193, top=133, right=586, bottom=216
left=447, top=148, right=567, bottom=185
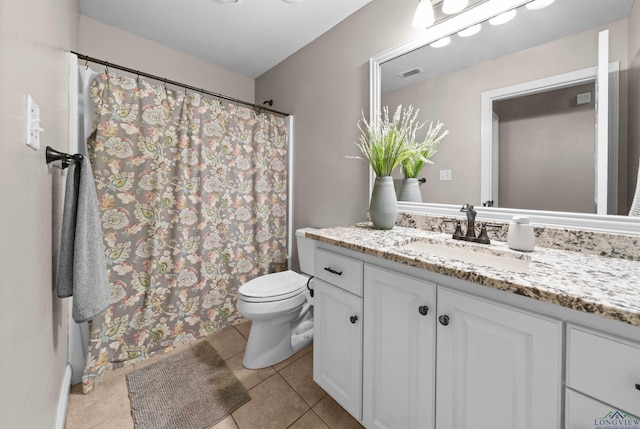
left=242, top=309, right=313, bottom=369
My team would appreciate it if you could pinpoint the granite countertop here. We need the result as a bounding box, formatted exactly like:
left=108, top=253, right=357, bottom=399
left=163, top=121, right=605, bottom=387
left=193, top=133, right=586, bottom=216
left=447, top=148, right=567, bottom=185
left=307, top=224, right=640, bottom=327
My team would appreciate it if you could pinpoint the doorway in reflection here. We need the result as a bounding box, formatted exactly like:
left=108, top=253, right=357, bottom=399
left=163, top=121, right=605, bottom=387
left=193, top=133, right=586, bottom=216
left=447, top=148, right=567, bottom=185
left=494, top=82, right=596, bottom=213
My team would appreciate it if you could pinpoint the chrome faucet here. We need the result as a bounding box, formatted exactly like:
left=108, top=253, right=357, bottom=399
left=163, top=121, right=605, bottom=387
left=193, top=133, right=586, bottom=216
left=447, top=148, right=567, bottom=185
left=460, top=204, right=476, bottom=239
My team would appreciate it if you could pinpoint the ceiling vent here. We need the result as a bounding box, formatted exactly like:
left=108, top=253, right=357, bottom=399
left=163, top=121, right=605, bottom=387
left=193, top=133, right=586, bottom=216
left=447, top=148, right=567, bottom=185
left=398, top=67, right=424, bottom=78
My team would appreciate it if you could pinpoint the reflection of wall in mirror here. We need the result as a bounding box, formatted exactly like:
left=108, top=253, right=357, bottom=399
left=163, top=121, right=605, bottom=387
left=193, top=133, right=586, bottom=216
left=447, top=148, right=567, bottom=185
left=384, top=19, right=630, bottom=210
left=494, top=83, right=596, bottom=214
left=628, top=0, right=640, bottom=215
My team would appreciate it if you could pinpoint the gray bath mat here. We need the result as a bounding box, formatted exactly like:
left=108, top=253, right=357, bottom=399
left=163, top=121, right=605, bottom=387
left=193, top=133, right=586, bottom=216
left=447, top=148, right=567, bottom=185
left=126, top=341, right=250, bottom=429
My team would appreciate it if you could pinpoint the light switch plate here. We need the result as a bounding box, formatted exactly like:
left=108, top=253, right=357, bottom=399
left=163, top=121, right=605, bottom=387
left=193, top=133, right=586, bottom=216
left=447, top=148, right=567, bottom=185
left=26, top=94, right=41, bottom=150
left=440, top=169, right=452, bottom=181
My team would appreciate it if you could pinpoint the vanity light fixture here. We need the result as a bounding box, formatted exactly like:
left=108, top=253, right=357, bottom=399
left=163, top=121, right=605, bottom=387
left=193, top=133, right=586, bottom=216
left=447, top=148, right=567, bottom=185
left=457, top=23, right=482, bottom=37
left=413, top=0, right=435, bottom=28
left=489, top=8, right=517, bottom=25
left=430, top=36, right=452, bottom=48
left=526, top=0, right=555, bottom=10
left=442, top=0, right=469, bottom=15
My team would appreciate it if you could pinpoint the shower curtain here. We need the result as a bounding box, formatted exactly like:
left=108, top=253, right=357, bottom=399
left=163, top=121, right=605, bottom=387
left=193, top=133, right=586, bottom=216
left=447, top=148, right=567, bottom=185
left=81, top=71, right=288, bottom=393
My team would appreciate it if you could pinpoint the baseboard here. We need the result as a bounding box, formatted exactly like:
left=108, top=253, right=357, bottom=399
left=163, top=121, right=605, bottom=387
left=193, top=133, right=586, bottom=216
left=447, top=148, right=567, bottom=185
left=55, top=363, right=72, bottom=429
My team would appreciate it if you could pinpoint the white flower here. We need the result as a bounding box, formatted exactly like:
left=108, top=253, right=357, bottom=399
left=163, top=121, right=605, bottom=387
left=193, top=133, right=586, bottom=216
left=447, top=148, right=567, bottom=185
left=138, top=170, right=163, bottom=191
left=177, top=268, right=197, bottom=287
left=181, top=148, right=199, bottom=165
left=235, top=206, right=252, bottom=222
left=102, top=209, right=129, bottom=229
left=173, top=332, right=196, bottom=347
left=135, top=238, right=155, bottom=258
left=105, top=137, right=133, bottom=158
left=202, top=289, right=224, bottom=308
left=235, top=155, right=251, bottom=170
left=142, top=106, right=167, bottom=126
left=129, top=308, right=155, bottom=330
left=255, top=177, right=272, bottom=193
left=256, top=227, right=272, bottom=243
left=179, top=208, right=198, bottom=225
left=237, top=258, right=253, bottom=273
left=271, top=203, right=286, bottom=217
left=270, top=158, right=285, bottom=172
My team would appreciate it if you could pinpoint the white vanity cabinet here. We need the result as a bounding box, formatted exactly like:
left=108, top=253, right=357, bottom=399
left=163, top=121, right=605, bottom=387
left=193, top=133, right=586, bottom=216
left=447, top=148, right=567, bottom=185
left=435, top=288, right=562, bottom=429
left=362, top=265, right=436, bottom=429
left=311, top=243, right=639, bottom=429
left=313, top=249, right=364, bottom=421
left=565, top=325, right=640, bottom=427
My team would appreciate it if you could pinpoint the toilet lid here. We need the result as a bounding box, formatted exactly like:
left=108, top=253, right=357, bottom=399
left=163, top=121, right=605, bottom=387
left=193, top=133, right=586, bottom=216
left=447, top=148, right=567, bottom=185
left=239, top=270, right=309, bottom=302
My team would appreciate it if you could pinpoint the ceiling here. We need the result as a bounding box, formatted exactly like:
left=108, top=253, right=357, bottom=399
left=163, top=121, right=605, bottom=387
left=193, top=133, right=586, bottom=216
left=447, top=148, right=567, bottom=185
left=79, top=0, right=371, bottom=79
left=382, top=0, right=635, bottom=93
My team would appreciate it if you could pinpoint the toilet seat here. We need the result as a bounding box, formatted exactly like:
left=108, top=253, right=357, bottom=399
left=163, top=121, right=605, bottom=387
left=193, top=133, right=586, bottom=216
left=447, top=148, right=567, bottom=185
left=239, top=270, right=309, bottom=303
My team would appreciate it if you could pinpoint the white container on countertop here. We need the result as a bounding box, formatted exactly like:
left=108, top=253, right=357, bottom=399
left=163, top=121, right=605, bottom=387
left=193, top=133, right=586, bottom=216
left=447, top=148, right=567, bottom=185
left=507, top=216, right=535, bottom=252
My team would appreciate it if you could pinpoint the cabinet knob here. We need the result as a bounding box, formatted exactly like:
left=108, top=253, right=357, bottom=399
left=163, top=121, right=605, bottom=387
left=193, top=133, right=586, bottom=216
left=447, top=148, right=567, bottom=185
left=418, top=305, right=429, bottom=316
left=439, top=315, right=450, bottom=326
left=350, top=315, right=358, bottom=324
left=324, top=267, right=343, bottom=276
left=636, top=383, right=640, bottom=391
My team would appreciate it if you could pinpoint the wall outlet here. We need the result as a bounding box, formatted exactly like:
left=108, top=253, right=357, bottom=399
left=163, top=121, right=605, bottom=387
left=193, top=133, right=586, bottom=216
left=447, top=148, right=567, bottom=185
left=26, top=94, right=42, bottom=150
left=440, top=169, right=452, bottom=181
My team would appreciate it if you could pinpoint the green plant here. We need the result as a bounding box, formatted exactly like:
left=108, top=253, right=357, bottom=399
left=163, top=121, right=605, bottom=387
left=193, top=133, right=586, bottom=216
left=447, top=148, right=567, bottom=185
left=350, top=105, right=417, bottom=177
left=401, top=120, right=449, bottom=178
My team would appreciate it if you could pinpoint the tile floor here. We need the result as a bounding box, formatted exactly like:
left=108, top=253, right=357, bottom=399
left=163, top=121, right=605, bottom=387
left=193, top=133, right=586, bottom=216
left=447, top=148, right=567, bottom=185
left=65, top=319, right=364, bottom=429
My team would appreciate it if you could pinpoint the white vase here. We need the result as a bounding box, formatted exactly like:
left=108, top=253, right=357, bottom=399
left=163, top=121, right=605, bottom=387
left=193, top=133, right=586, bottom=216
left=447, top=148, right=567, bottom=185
left=398, top=178, right=423, bottom=202
left=370, top=176, right=398, bottom=230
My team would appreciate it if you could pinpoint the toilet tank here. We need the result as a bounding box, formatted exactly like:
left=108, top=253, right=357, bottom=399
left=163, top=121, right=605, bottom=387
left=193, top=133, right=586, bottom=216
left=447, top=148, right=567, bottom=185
left=295, top=228, right=317, bottom=275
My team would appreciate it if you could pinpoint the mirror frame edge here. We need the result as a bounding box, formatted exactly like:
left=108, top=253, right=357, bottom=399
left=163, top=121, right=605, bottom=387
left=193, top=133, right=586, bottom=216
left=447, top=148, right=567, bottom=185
left=370, top=0, right=640, bottom=236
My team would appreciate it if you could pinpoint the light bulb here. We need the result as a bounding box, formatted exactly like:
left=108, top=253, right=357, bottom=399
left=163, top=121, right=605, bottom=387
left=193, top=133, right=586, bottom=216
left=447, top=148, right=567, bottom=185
left=442, top=0, right=469, bottom=15
left=430, top=36, right=451, bottom=48
left=413, top=0, right=435, bottom=28
left=489, top=9, right=516, bottom=26
left=457, top=23, right=481, bottom=37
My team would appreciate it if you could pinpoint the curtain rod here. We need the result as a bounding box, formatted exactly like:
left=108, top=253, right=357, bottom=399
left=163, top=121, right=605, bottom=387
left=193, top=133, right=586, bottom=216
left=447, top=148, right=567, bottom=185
left=71, top=51, right=290, bottom=117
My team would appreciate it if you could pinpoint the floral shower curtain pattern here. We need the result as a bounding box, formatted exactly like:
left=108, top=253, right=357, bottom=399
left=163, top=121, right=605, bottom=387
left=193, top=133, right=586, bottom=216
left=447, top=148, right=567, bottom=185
left=82, top=72, right=288, bottom=393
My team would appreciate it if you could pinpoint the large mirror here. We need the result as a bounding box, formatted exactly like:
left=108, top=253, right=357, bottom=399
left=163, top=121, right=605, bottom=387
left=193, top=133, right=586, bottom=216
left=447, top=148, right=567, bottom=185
left=371, top=0, right=640, bottom=233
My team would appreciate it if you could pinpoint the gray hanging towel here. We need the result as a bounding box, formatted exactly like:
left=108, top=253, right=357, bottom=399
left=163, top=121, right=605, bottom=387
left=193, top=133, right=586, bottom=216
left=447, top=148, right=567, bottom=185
left=57, top=156, right=110, bottom=322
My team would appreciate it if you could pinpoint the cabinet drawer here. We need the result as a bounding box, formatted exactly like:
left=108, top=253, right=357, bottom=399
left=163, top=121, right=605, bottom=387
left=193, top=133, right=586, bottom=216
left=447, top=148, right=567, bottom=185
left=314, top=249, right=363, bottom=297
left=565, top=388, right=639, bottom=429
left=567, top=326, right=640, bottom=417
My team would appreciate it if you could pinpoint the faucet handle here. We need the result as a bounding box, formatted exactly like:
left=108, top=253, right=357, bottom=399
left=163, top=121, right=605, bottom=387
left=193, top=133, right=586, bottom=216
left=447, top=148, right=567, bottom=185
left=442, top=219, right=464, bottom=238
left=477, top=224, right=491, bottom=244
left=476, top=222, right=503, bottom=244
left=453, top=220, right=463, bottom=239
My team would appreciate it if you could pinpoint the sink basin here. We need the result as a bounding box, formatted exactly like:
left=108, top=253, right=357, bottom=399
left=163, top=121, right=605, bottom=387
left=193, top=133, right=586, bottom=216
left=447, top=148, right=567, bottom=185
left=400, top=238, right=530, bottom=272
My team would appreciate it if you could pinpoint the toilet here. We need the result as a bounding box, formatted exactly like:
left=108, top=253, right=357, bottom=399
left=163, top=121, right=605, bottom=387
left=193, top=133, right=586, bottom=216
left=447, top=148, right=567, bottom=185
left=236, top=228, right=316, bottom=369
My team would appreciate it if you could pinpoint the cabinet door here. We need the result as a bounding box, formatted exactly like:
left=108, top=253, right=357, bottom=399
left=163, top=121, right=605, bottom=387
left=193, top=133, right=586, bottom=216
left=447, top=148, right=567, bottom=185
left=436, top=288, right=562, bottom=429
left=566, top=388, right=640, bottom=429
left=313, top=279, right=363, bottom=421
left=363, top=266, right=436, bottom=429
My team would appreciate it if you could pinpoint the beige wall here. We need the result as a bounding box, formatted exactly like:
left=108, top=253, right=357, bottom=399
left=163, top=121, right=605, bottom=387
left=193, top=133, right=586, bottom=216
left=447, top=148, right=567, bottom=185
left=0, top=1, right=79, bottom=428
left=79, top=15, right=255, bottom=102
left=255, top=0, right=422, bottom=266
left=383, top=19, right=629, bottom=208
